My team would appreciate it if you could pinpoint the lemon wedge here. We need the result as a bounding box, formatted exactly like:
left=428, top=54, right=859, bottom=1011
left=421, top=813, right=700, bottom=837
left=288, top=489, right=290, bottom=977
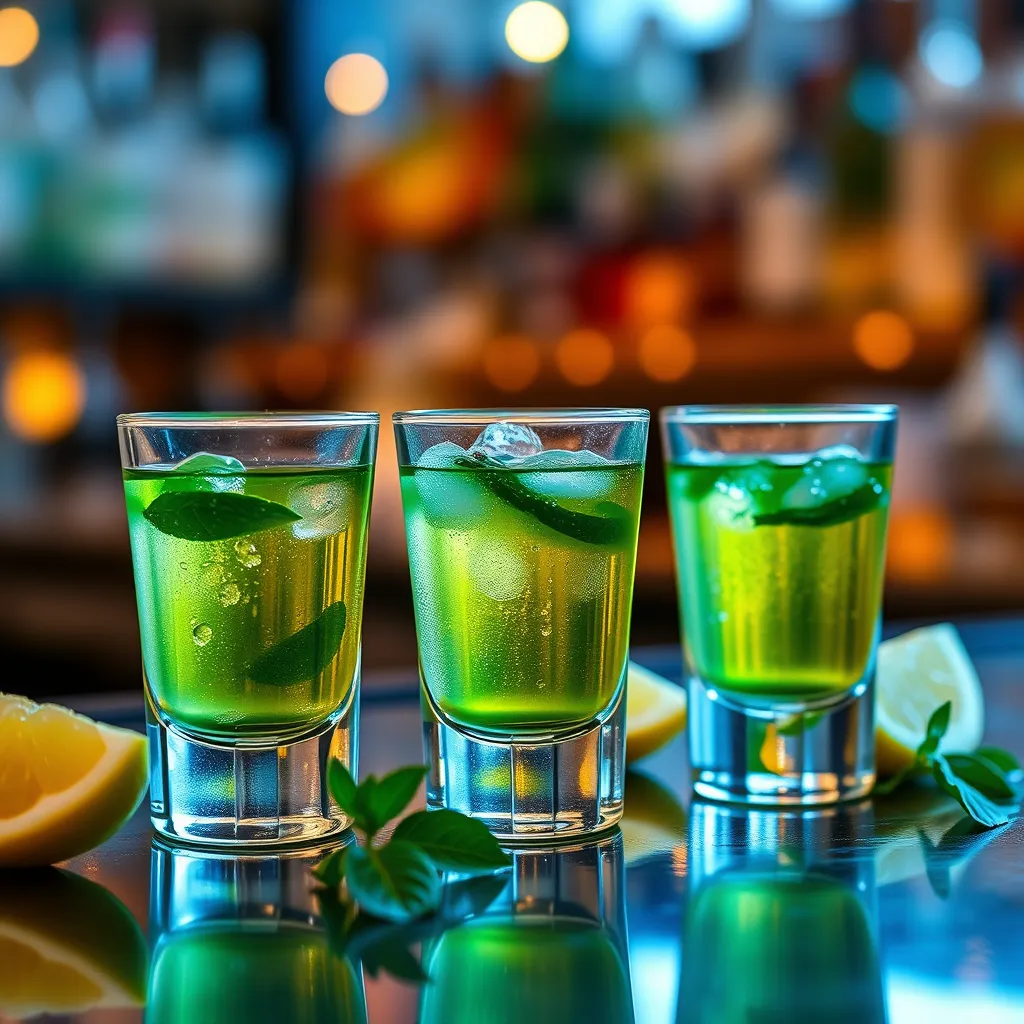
left=0, top=868, right=147, bottom=1017
left=0, top=695, right=148, bottom=867
left=875, top=624, right=984, bottom=778
left=626, top=662, right=687, bottom=765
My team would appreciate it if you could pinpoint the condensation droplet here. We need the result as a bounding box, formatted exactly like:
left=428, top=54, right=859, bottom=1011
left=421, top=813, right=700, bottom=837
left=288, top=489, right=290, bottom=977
left=178, top=562, right=187, bottom=570
left=234, top=539, right=262, bottom=568
left=218, top=582, right=241, bottom=607
left=251, top=604, right=258, bottom=618
left=192, top=623, right=213, bottom=647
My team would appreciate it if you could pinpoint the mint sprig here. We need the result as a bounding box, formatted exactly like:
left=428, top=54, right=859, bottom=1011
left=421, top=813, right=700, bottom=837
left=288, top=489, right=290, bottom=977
left=143, top=490, right=300, bottom=541
left=313, top=760, right=512, bottom=926
left=874, top=701, right=1022, bottom=829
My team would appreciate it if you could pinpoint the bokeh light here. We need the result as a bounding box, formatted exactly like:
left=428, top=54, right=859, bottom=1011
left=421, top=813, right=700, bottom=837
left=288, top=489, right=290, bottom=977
left=555, top=328, right=614, bottom=387
left=505, top=2, right=570, bottom=64
left=483, top=334, right=541, bottom=392
left=638, top=325, right=697, bottom=383
left=275, top=343, right=329, bottom=401
left=624, top=254, right=695, bottom=328
left=0, top=7, right=40, bottom=67
left=853, top=310, right=915, bottom=372
left=887, top=508, right=954, bottom=583
left=325, top=53, right=388, bottom=115
left=660, top=0, right=750, bottom=50
left=3, top=351, right=87, bottom=443
left=920, top=21, right=983, bottom=90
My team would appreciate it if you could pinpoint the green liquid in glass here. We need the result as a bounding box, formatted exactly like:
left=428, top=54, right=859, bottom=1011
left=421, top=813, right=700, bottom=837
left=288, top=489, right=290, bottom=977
left=401, top=461, right=643, bottom=734
left=667, top=455, right=891, bottom=706
left=124, top=464, right=373, bottom=741
left=420, top=916, right=632, bottom=1024
left=148, top=925, right=366, bottom=1024
left=680, top=873, right=885, bottom=1024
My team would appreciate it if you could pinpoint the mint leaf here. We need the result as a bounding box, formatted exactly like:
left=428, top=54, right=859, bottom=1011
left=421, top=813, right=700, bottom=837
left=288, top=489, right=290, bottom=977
left=753, top=481, right=883, bottom=528
left=346, top=842, right=440, bottom=923
left=943, top=753, right=1017, bottom=802
left=392, top=810, right=512, bottom=872
left=873, top=764, right=920, bottom=796
left=453, top=453, right=631, bottom=546
left=142, top=490, right=300, bottom=541
left=313, top=848, right=348, bottom=887
left=976, top=746, right=1023, bottom=781
left=920, top=815, right=1010, bottom=899
left=920, top=701, right=952, bottom=757
left=359, top=937, right=429, bottom=983
left=248, top=601, right=346, bottom=686
left=328, top=761, right=359, bottom=821
left=932, top=755, right=1012, bottom=828
left=359, top=766, right=428, bottom=835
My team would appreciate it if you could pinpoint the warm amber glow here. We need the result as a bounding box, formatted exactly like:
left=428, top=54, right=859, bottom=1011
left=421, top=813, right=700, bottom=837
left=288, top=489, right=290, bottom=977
left=276, top=344, right=329, bottom=401
left=505, top=2, right=569, bottom=64
left=638, top=325, right=696, bottom=383
left=325, top=53, right=388, bottom=116
left=0, top=8, right=39, bottom=67
left=482, top=335, right=540, bottom=392
left=886, top=508, right=954, bottom=583
left=853, top=310, right=914, bottom=371
left=555, top=328, right=614, bottom=387
left=3, top=350, right=86, bottom=442
left=624, top=254, right=695, bottom=328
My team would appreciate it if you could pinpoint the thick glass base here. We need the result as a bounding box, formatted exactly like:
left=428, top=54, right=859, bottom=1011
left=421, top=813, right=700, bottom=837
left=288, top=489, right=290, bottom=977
left=688, top=675, right=875, bottom=806
left=422, top=686, right=625, bottom=841
left=147, top=691, right=358, bottom=848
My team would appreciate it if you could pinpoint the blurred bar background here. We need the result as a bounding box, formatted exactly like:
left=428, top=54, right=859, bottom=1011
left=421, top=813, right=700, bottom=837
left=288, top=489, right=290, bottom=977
left=3, top=0, right=1024, bottom=697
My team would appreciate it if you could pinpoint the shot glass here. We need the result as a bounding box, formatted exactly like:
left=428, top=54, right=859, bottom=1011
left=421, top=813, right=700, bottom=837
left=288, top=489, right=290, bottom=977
left=395, top=409, right=649, bottom=839
left=680, top=801, right=884, bottom=1024
left=148, top=842, right=366, bottom=1023
left=118, top=412, right=378, bottom=846
left=420, top=833, right=634, bottom=1023
left=661, top=405, right=897, bottom=805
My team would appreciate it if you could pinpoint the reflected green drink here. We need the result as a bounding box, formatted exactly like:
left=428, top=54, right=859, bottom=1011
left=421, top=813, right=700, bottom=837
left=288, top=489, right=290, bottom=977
left=667, top=452, right=891, bottom=706
left=124, top=460, right=373, bottom=742
left=148, top=926, right=366, bottom=1024
left=420, top=917, right=632, bottom=1024
left=401, top=453, right=642, bottom=733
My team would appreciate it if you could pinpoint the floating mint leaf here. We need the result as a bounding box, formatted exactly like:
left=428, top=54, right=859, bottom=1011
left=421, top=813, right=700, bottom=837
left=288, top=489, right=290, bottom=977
left=453, top=452, right=632, bottom=546
left=249, top=601, right=347, bottom=686
left=753, top=481, right=883, bottom=528
left=932, top=755, right=1012, bottom=828
left=143, top=490, right=300, bottom=541
left=359, top=766, right=428, bottom=836
left=346, top=842, right=440, bottom=923
left=392, top=809, right=513, bottom=872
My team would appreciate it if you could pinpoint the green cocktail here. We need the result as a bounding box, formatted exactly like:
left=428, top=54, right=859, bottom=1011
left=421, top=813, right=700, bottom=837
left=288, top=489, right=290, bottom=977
left=420, top=917, right=632, bottom=1024
left=667, top=450, right=891, bottom=706
left=400, top=449, right=643, bottom=734
left=680, top=872, right=884, bottom=1024
left=148, top=925, right=366, bottom=1024
left=124, top=457, right=373, bottom=742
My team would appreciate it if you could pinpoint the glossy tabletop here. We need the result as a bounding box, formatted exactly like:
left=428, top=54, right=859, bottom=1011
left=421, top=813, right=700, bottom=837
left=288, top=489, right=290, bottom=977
left=3, top=619, right=1023, bottom=1024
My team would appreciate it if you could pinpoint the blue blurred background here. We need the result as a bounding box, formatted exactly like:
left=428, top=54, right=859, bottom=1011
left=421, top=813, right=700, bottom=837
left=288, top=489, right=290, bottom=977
left=3, top=0, right=1024, bottom=694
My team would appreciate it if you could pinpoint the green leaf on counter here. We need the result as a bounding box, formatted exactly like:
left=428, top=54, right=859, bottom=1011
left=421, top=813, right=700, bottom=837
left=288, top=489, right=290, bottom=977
left=143, top=490, right=300, bottom=541
left=932, top=756, right=1012, bottom=829
left=345, top=842, right=440, bottom=923
left=248, top=601, right=346, bottom=686
left=943, top=753, right=1017, bottom=802
left=391, top=810, right=512, bottom=872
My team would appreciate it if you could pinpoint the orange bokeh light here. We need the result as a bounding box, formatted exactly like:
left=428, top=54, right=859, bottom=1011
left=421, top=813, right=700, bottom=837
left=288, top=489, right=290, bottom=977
left=853, top=310, right=914, bottom=371
left=0, top=8, right=40, bottom=67
left=886, top=507, right=954, bottom=583
left=638, top=324, right=697, bottom=383
left=555, top=328, right=614, bottom=387
left=482, top=334, right=540, bottom=392
left=325, top=53, right=388, bottom=116
left=3, top=350, right=87, bottom=442
left=624, top=254, right=695, bottom=328
left=276, top=344, right=329, bottom=401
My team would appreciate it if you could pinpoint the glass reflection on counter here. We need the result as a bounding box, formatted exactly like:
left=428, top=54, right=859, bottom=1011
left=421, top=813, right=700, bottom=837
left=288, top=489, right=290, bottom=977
left=0, top=868, right=147, bottom=1019
left=420, top=831, right=634, bottom=1024
left=678, top=801, right=886, bottom=1024
left=148, top=841, right=367, bottom=1024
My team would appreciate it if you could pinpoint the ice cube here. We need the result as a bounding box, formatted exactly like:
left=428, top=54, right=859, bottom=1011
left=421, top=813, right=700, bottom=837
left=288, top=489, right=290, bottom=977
left=289, top=480, right=353, bottom=540
left=705, top=478, right=755, bottom=531
left=175, top=452, right=245, bottom=493
left=516, top=449, right=615, bottom=502
left=466, top=531, right=528, bottom=601
left=782, top=449, right=868, bottom=511
left=469, top=421, right=543, bottom=461
left=414, top=441, right=491, bottom=528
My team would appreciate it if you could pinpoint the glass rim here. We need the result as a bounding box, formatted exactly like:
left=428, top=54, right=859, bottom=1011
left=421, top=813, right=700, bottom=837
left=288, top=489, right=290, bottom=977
left=393, top=407, right=650, bottom=425
left=117, top=411, right=380, bottom=429
left=659, top=404, right=898, bottom=425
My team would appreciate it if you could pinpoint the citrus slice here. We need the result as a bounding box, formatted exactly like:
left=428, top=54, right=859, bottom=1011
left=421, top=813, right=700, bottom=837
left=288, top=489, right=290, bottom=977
left=0, top=868, right=147, bottom=1016
left=626, top=662, right=687, bottom=765
left=0, top=695, right=148, bottom=867
left=875, top=624, right=985, bottom=778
